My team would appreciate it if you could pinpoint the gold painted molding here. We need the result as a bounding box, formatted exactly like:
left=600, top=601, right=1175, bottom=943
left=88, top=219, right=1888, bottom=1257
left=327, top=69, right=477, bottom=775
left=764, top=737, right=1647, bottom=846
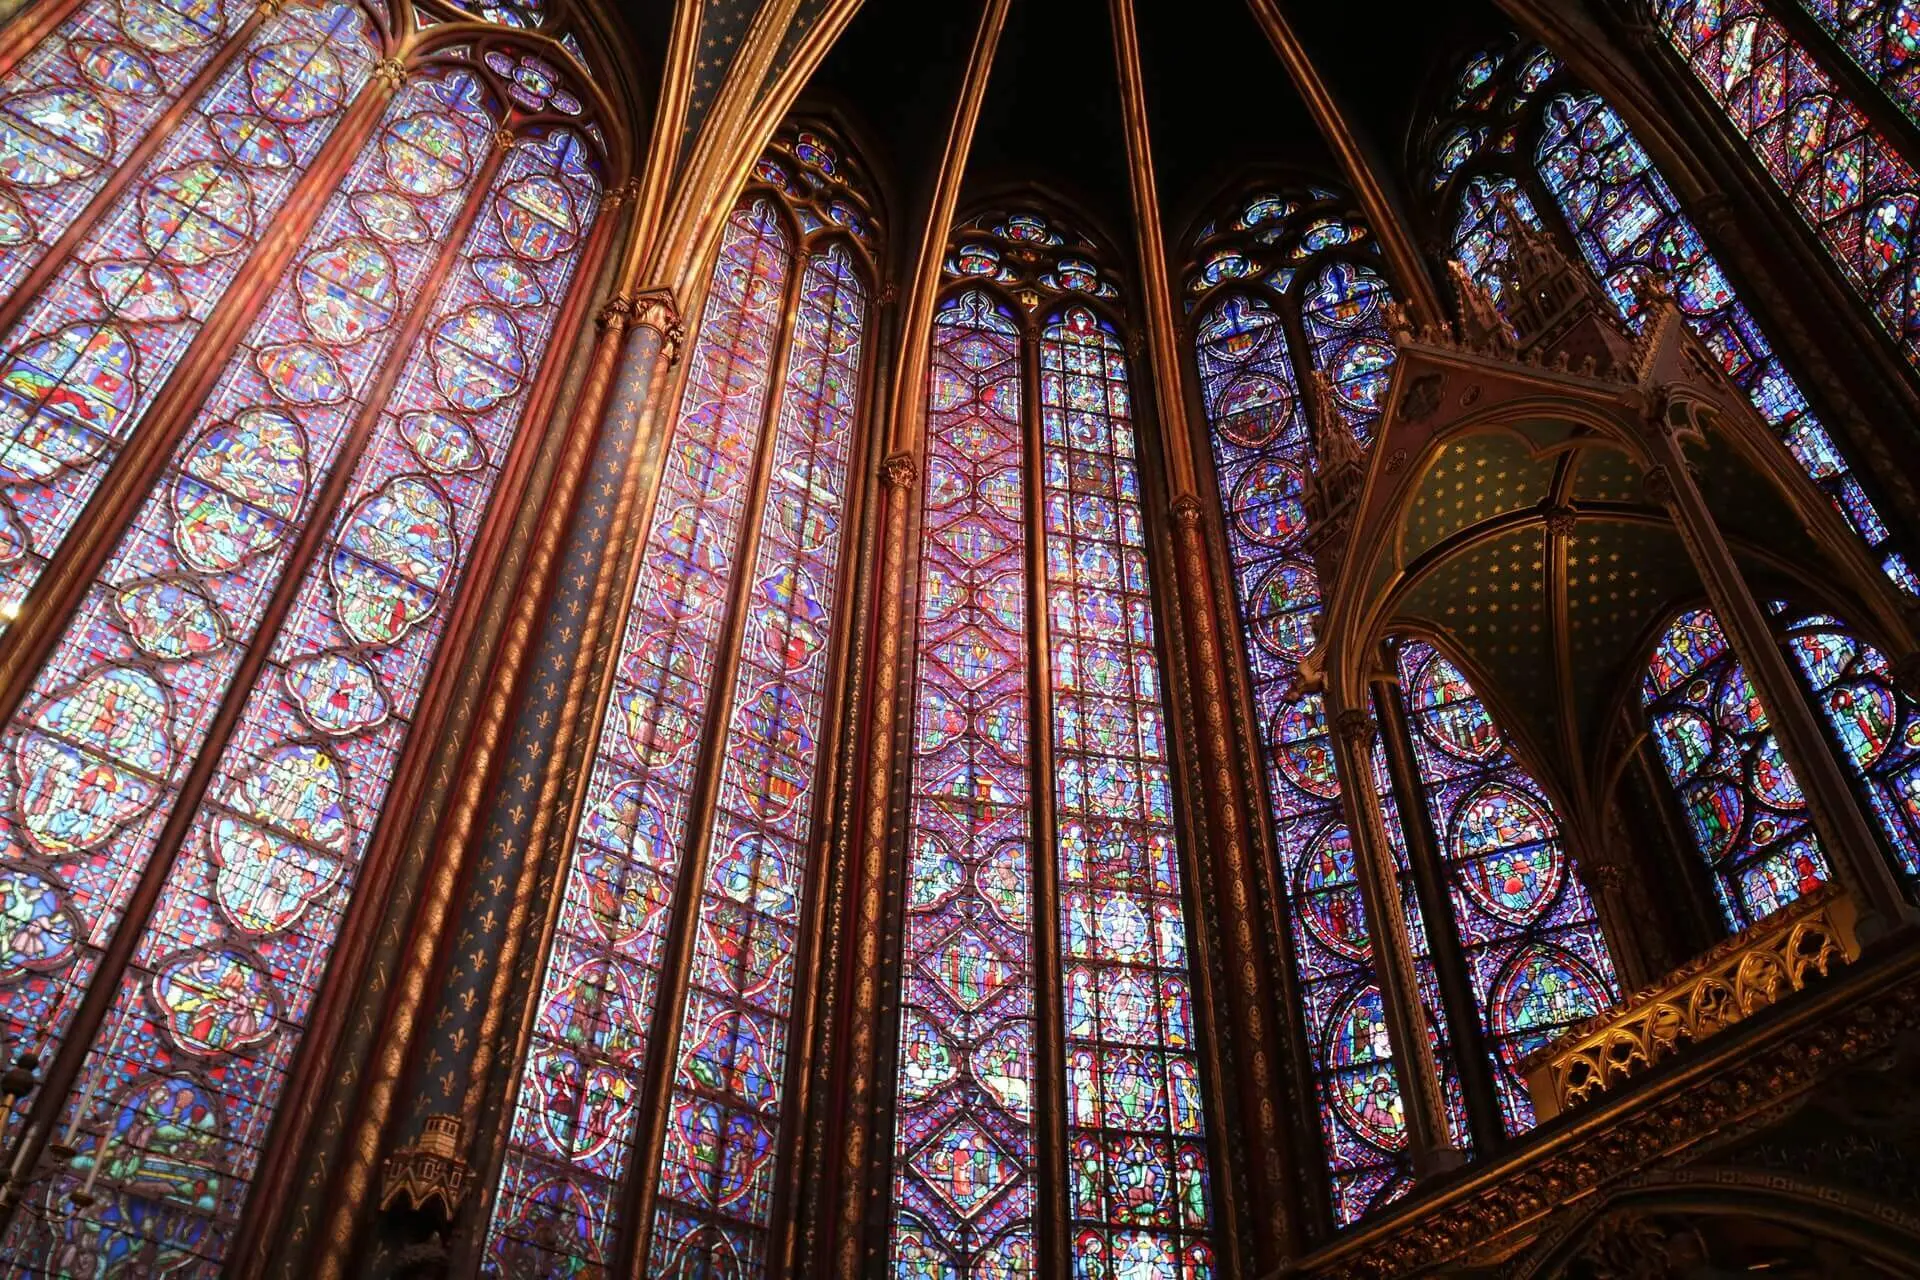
left=1525, top=884, right=1862, bottom=1121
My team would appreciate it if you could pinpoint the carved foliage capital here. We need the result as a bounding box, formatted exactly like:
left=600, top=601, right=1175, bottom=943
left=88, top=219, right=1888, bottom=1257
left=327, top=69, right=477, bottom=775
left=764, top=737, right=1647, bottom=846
left=881, top=452, right=918, bottom=491
left=630, top=288, right=685, bottom=364
left=371, top=56, right=406, bottom=88
left=1170, top=494, right=1203, bottom=531
left=1334, top=707, right=1373, bottom=747
left=596, top=294, right=634, bottom=331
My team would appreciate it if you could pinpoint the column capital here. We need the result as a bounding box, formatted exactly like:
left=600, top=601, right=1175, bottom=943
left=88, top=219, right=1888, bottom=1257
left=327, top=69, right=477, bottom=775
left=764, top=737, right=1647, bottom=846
left=629, top=287, right=685, bottom=364
left=881, top=451, right=918, bottom=491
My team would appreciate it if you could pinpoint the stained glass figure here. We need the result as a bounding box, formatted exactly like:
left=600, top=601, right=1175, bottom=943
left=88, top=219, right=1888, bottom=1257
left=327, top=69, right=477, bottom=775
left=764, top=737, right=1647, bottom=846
left=488, top=122, right=877, bottom=1279
left=1652, top=0, right=1920, bottom=372
left=0, top=26, right=612, bottom=1263
left=1433, top=42, right=1912, bottom=593
left=1393, top=642, right=1617, bottom=1132
left=1795, top=1, right=1920, bottom=128
left=1779, top=609, right=1920, bottom=879
left=0, top=1, right=379, bottom=631
left=486, top=198, right=791, bottom=1278
left=1642, top=609, right=1830, bottom=929
left=891, top=290, right=1035, bottom=1276
left=1188, top=190, right=1465, bottom=1223
left=1043, top=305, right=1211, bottom=1275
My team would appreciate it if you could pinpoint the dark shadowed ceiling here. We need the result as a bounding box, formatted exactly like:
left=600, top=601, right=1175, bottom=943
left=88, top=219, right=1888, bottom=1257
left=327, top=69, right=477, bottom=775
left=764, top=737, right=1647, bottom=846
left=798, top=0, right=1513, bottom=258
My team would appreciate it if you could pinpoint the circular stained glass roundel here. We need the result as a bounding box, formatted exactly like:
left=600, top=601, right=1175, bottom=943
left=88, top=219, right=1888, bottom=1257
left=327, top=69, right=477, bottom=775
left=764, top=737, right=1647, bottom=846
left=1293, top=823, right=1369, bottom=960
left=1489, top=943, right=1609, bottom=1067
left=1324, top=985, right=1406, bottom=1150
left=1410, top=652, right=1503, bottom=762
left=1230, top=458, right=1306, bottom=547
left=1247, top=561, right=1318, bottom=661
left=1449, top=781, right=1565, bottom=926
left=1273, top=697, right=1340, bottom=799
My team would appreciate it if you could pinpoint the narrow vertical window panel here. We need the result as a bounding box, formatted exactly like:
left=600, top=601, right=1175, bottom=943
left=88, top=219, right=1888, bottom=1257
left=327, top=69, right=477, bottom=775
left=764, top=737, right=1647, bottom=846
left=1192, top=291, right=1444, bottom=1223
left=0, top=0, right=380, bottom=628
left=646, top=244, right=867, bottom=1275
left=21, top=127, right=600, bottom=1276
left=1642, top=609, right=1829, bottom=929
left=889, top=291, right=1036, bottom=1278
left=1652, top=0, right=1920, bottom=372
left=0, top=0, right=255, bottom=296
left=1795, top=1, right=1920, bottom=127
left=1392, top=642, right=1618, bottom=1133
left=1042, top=306, right=1212, bottom=1276
left=484, top=200, right=791, bottom=1277
left=1297, top=262, right=1397, bottom=448
left=1530, top=91, right=1912, bottom=591
left=1779, top=610, right=1920, bottom=878
left=0, top=66, right=494, bottom=1190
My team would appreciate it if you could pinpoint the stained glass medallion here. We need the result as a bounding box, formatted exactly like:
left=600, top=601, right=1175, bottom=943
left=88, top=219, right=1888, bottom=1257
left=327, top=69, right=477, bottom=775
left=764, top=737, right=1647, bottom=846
left=1643, top=610, right=1830, bottom=929
left=0, top=0, right=378, bottom=634
left=1395, top=641, right=1617, bottom=1132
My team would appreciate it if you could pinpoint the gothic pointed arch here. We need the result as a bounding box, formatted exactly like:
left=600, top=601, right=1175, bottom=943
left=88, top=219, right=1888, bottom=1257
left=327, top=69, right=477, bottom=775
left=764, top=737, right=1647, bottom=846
left=888, top=204, right=1218, bottom=1277
left=482, top=117, right=880, bottom=1278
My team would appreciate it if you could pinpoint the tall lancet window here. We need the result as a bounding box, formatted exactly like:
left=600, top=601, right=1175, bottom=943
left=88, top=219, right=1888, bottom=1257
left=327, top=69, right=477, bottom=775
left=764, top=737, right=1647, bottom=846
left=1390, top=642, right=1616, bottom=1133
left=1428, top=39, right=1920, bottom=925
left=0, top=4, right=611, bottom=1270
left=890, top=211, right=1216, bottom=1279
left=1651, top=0, right=1920, bottom=372
left=1186, top=190, right=1466, bottom=1225
left=1186, top=186, right=1621, bottom=1222
left=485, top=125, right=878, bottom=1278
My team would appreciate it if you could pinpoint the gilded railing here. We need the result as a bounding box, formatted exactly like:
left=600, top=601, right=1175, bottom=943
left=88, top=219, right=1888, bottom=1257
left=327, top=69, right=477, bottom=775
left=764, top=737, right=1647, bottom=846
left=1524, top=884, right=1862, bottom=1120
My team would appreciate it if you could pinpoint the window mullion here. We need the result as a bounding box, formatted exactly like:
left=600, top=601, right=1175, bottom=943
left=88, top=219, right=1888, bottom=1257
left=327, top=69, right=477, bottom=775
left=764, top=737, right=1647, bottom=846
left=1367, top=659, right=1507, bottom=1154
left=1021, top=317, right=1073, bottom=1279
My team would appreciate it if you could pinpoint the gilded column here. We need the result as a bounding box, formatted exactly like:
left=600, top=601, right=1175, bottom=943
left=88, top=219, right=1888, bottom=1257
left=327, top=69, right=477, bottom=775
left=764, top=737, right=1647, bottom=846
left=828, top=2, right=1014, bottom=1272
left=1108, top=0, right=1298, bottom=1263
left=357, top=293, right=682, bottom=1279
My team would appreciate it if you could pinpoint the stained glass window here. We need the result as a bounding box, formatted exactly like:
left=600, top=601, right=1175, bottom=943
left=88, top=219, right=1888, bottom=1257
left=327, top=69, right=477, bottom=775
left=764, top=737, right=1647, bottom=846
left=1795, top=0, right=1920, bottom=127
left=487, top=123, right=877, bottom=1278
left=1393, top=642, right=1617, bottom=1132
left=1434, top=44, right=1913, bottom=593
left=1642, top=609, right=1829, bottom=929
left=892, top=290, right=1034, bottom=1277
left=1778, top=609, right=1920, bottom=878
left=0, top=1, right=380, bottom=629
left=1044, top=306, right=1210, bottom=1276
left=1651, top=0, right=1920, bottom=373
left=0, top=28, right=610, bottom=1268
left=1532, top=92, right=1910, bottom=591
left=892, top=211, right=1216, bottom=1276
left=1188, top=191, right=1464, bottom=1224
